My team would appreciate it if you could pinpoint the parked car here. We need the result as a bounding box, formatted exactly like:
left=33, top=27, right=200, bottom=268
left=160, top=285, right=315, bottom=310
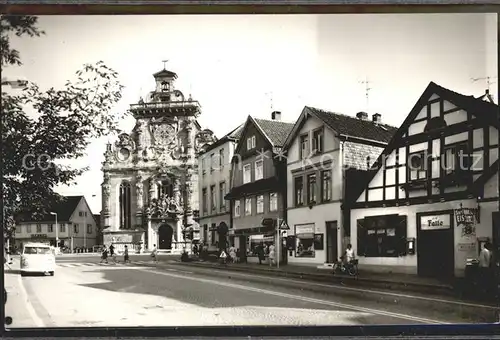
left=20, top=242, right=56, bottom=276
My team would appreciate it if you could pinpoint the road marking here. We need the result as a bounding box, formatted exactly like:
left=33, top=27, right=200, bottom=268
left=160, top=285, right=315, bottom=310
left=17, top=274, right=45, bottom=327
left=138, top=268, right=447, bottom=324
left=178, top=266, right=497, bottom=310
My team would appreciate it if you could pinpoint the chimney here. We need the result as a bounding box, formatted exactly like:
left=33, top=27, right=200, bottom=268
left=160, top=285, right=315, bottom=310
left=356, top=111, right=368, bottom=120
left=372, top=113, right=381, bottom=124
left=271, top=111, right=281, bottom=121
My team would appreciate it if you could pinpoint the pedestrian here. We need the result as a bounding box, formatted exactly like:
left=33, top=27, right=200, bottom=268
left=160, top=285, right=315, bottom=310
left=235, top=248, right=241, bottom=264
left=258, top=243, right=265, bottom=265
left=151, top=244, right=158, bottom=263
left=109, top=244, right=117, bottom=263
left=4, top=247, right=11, bottom=270
left=268, top=243, right=276, bottom=267
left=100, top=246, right=108, bottom=264
left=229, top=244, right=236, bottom=264
left=478, top=241, right=493, bottom=299
left=123, top=245, right=130, bottom=263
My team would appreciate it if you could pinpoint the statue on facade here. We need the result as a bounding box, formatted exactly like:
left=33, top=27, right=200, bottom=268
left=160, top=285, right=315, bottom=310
left=136, top=176, right=144, bottom=201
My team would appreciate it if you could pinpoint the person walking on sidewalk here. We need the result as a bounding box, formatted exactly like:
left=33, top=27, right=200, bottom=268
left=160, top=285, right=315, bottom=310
left=151, top=244, right=158, bottom=264
left=123, top=245, right=130, bottom=263
left=268, top=243, right=276, bottom=267
left=479, top=241, right=493, bottom=299
left=109, top=244, right=117, bottom=263
left=100, top=246, right=108, bottom=264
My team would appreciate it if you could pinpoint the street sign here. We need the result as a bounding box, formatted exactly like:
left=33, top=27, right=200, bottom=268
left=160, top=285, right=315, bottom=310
left=279, top=220, right=290, bottom=230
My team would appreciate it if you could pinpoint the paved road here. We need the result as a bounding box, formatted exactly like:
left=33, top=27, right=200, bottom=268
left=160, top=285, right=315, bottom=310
left=4, top=255, right=498, bottom=328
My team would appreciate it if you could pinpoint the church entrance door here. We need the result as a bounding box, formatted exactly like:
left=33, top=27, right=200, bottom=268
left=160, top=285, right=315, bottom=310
left=158, top=224, right=173, bottom=250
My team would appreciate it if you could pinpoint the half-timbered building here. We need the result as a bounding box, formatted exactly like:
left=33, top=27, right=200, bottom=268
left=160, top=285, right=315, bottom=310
left=350, top=82, right=499, bottom=280
left=225, top=112, right=294, bottom=263
left=282, top=106, right=397, bottom=266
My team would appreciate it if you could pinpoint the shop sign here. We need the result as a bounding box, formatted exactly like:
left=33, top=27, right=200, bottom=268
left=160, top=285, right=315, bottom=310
left=454, top=203, right=478, bottom=237
left=458, top=242, right=476, bottom=252
left=295, top=224, right=314, bottom=234
left=421, top=214, right=450, bottom=230
left=31, top=234, right=48, bottom=239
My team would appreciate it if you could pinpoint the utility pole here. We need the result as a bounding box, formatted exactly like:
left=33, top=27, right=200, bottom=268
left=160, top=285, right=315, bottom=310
left=359, top=77, right=372, bottom=112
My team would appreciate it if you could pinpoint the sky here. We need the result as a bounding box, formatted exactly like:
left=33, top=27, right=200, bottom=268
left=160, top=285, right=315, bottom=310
left=3, top=13, right=498, bottom=214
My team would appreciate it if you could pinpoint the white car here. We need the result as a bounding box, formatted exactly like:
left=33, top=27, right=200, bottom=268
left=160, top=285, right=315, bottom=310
left=20, top=242, right=56, bottom=276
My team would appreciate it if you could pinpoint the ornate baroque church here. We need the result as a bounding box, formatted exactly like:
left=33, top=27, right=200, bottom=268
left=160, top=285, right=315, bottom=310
left=101, top=66, right=216, bottom=252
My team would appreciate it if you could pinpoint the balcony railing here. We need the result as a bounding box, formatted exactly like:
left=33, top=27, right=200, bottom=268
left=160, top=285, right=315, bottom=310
left=130, top=100, right=201, bottom=111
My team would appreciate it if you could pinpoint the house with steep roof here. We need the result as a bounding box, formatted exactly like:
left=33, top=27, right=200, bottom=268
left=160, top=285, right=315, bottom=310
left=198, top=124, right=243, bottom=246
left=14, top=195, right=98, bottom=251
left=282, top=106, right=397, bottom=266
left=224, top=111, right=294, bottom=263
left=349, top=82, right=500, bottom=280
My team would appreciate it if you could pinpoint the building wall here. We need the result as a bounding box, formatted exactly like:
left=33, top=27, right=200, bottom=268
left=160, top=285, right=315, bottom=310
left=351, top=196, right=497, bottom=276
left=68, top=198, right=98, bottom=248
left=232, top=192, right=284, bottom=230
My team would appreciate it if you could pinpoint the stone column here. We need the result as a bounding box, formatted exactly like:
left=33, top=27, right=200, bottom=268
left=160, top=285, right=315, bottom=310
left=147, top=219, right=152, bottom=251
left=148, top=177, right=156, bottom=203
left=184, top=167, right=195, bottom=227
left=136, top=174, right=144, bottom=228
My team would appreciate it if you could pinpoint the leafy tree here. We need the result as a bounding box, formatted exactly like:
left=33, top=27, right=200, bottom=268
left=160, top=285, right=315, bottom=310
left=1, top=15, right=127, bottom=239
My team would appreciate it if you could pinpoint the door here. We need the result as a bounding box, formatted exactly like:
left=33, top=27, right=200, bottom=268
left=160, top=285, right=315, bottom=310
left=326, top=221, right=338, bottom=263
left=158, top=224, right=173, bottom=249
left=417, top=212, right=454, bottom=279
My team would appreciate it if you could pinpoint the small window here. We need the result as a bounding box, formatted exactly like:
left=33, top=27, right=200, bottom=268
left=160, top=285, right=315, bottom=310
left=255, top=160, right=263, bottom=181
left=36, top=224, right=42, bottom=233
left=321, top=170, right=332, bottom=202
left=202, top=188, right=208, bottom=213
left=26, top=225, right=32, bottom=233
left=269, top=192, right=278, bottom=212
left=202, top=157, right=207, bottom=175
left=247, top=135, right=256, bottom=150
left=300, top=134, right=309, bottom=159
left=243, top=164, right=252, bottom=184
left=444, top=142, right=471, bottom=174
left=312, top=129, right=324, bottom=154
left=234, top=200, right=241, bottom=217
left=79, top=212, right=83, bottom=217
left=210, top=185, right=217, bottom=212
left=245, top=197, right=252, bottom=216
left=307, top=173, right=317, bottom=204
left=294, top=176, right=304, bottom=206
left=256, top=195, right=264, bottom=214
left=15, top=226, right=21, bottom=233
left=219, top=182, right=226, bottom=210
left=87, top=224, right=92, bottom=234
left=210, top=154, right=215, bottom=172
left=48, top=224, right=53, bottom=233
left=74, top=224, right=79, bottom=234
left=60, top=223, right=66, bottom=232
left=219, top=149, right=224, bottom=168
left=408, top=151, right=427, bottom=181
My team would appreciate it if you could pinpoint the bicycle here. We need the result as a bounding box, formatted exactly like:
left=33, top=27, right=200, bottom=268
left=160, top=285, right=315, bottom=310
left=332, top=259, right=359, bottom=277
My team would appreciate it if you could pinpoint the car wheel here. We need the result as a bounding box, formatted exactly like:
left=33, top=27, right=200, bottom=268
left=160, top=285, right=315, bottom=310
left=49, top=271, right=54, bottom=276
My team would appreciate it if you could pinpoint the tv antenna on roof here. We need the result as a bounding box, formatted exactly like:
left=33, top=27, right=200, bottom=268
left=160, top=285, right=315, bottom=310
left=359, top=77, right=372, bottom=112
left=471, top=76, right=497, bottom=103
left=265, top=91, right=274, bottom=111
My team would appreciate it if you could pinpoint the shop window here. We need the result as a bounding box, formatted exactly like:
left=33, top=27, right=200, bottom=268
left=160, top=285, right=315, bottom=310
left=294, top=176, right=304, bottom=207
left=295, top=224, right=315, bottom=258
left=407, top=150, right=427, bottom=181
left=357, top=215, right=407, bottom=257
left=247, top=234, right=274, bottom=257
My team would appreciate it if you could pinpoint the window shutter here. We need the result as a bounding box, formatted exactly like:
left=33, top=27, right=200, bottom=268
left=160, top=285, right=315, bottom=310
left=396, top=215, right=408, bottom=256
left=356, top=218, right=366, bottom=256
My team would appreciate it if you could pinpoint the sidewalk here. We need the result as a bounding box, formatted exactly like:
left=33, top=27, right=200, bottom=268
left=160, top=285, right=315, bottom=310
left=169, top=259, right=459, bottom=297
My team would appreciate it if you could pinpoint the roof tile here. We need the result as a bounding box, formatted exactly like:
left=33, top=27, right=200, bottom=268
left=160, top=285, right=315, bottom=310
left=254, top=118, right=295, bottom=147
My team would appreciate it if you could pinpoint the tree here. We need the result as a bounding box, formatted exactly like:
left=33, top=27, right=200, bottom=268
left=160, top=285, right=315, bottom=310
left=1, top=15, right=127, bottom=238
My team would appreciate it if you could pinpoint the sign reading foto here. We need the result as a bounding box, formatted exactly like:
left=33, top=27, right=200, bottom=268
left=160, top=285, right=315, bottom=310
left=421, top=214, right=451, bottom=230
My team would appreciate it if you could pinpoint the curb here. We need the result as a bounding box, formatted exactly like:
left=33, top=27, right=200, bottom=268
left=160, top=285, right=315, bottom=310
left=170, top=260, right=456, bottom=296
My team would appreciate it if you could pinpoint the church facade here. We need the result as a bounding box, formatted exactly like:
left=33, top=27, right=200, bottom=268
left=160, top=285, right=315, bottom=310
left=101, top=67, right=216, bottom=253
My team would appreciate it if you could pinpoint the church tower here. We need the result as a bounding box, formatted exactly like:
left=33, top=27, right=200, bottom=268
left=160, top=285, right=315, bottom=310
left=101, top=62, right=217, bottom=252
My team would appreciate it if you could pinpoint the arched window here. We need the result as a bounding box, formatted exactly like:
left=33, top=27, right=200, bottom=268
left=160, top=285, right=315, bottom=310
left=119, top=182, right=132, bottom=229
left=161, top=81, right=170, bottom=92
left=157, top=179, right=173, bottom=198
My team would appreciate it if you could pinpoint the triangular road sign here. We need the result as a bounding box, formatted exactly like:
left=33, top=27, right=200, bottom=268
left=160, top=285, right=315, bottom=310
left=279, top=220, right=290, bottom=230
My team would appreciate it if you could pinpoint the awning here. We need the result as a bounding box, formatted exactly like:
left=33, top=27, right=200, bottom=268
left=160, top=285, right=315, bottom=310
left=230, top=225, right=275, bottom=237
left=224, top=177, right=281, bottom=200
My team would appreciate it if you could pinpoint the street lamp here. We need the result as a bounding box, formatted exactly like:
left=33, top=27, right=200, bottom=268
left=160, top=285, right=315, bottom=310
left=50, top=212, right=59, bottom=249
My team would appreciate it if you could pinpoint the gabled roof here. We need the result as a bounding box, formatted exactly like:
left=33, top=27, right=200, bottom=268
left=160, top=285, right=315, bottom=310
left=16, top=196, right=84, bottom=223
left=254, top=118, right=295, bottom=148
left=199, top=124, right=244, bottom=155
left=352, top=81, right=500, bottom=203
left=153, top=68, right=178, bottom=79
left=283, top=106, right=398, bottom=151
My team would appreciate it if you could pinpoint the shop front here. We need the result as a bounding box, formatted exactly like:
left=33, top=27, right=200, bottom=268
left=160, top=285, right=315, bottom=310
left=229, top=224, right=275, bottom=264
left=351, top=198, right=496, bottom=278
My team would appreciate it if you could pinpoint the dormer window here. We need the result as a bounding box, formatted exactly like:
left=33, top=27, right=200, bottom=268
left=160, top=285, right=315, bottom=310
left=312, top=129, right=324, bottom=154
left=161, top=81, right=170, bottom=92
left=247, top=136, right=256, bottom=150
